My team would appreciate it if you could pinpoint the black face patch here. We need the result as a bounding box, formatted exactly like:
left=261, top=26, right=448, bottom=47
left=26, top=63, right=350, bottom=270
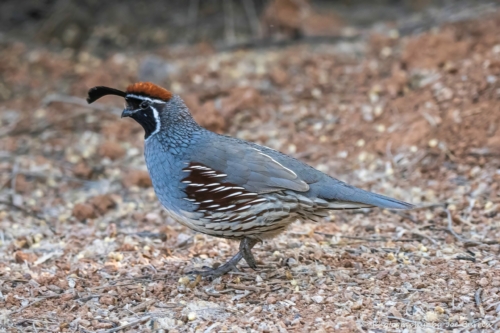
left=125, top=97, right=159, bottom=139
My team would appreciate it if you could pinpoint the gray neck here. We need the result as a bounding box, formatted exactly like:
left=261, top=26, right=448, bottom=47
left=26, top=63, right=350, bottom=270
left=151, top=95, right=203, bottom=155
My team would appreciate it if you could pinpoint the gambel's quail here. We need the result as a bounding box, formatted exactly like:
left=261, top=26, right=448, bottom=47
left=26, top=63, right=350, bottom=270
left=87, top=82, right=413, bottom=277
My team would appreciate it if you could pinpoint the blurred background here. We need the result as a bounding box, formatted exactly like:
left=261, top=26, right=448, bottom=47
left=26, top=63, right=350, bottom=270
left=1, top=0, right=500, bottom=331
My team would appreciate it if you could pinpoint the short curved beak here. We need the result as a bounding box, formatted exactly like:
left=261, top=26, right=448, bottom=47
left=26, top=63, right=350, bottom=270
left=121, top=108, right=134, bottom=118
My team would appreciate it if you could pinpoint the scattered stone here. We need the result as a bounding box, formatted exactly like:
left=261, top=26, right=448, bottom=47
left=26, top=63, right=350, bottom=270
left=14, top=251, right=37, bottom=263
left=72, top=203, right=97, bottom=221
left=311, top=296, right=324, bottom=304
left=89, top=194, right=116, bottom=215
left=98, top=141, right=125, bottom=160
left=122, top=169, right=152, bottom=188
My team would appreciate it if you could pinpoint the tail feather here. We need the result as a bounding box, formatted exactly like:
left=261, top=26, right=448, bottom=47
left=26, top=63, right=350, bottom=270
left=355, top=190, right=414, bottom=209
left=321, top=182, right=414, bottom=210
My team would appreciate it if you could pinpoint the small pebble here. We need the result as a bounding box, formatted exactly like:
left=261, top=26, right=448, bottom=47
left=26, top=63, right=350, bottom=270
left=178, top=277, right=190, bottom=285
left=428, top=139, right=438, bottom=147
left=267, top=296, right=277, bottom=304
left=311, top=296, right=324, bottom=304
left=435, top=306, right=445, bottom=314
left=425, top=311, right=439, bottom=322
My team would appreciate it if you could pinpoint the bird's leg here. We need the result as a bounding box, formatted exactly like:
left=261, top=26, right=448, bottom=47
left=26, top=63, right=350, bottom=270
left=239, top=237, right=258, bottom=269
left=187, top=237, right=259, bottom=278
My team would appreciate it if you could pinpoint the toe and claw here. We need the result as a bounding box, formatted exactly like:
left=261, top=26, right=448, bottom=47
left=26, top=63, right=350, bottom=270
left=187, top=238, right=259, bottom=279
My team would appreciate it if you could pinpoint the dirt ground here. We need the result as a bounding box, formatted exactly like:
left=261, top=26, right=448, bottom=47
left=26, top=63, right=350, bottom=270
left=1, top=3, right=500, bottom=333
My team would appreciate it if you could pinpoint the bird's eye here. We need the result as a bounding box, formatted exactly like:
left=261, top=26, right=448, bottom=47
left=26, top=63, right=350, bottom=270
left=140, top=101, right=150, bottom=109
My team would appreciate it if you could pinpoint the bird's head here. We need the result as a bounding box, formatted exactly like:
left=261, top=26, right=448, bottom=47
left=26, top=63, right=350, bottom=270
left=87, top=82, right=186, bottom=140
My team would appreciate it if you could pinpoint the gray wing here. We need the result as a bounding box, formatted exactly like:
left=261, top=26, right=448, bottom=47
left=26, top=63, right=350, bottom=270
left=193, top=142, right=309, bottom=194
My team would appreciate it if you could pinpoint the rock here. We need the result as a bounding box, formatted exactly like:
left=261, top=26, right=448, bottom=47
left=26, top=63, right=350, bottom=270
left=61, top=293, right=75, bottom=301
left=98, top=141, right=125, bottom=160
left=14, top=174, right=31, bottom=194
left=311, top=295, right=324, bottom=304
left=122, top=170, right=152, bottom=188
left=266, top=296, right=277, bottom=304
left=14, top=251, right=37, bottom=263
left=270, top=67, right=288, bottom=86
left=72, top=203, right=97, bottom=221
left=73, top=162, right=93, bottom=179
left=88, top=194, right=116, bottom=215
left=187, top=312, right=196, bottom=321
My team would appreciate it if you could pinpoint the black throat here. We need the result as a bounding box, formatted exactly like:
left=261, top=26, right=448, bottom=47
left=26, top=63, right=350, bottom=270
left=130, top=108, right=159, bottom=139
left=125, top=97, right=160, bottom=140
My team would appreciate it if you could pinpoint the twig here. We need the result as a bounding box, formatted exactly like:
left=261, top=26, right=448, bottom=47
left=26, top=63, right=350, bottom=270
left=445, top=209, right=466, bottom=242
left=92, top=281, right=149, bottom=290
left=204, top=289, right=221, bottom=298
left=76, top=294, right=105, bottom=302
left=405, top=203, right=445, bottom=211
left=225, top=283, right=262, bottom=292
left=9, top=295, right=62, bottom=315
left=154, top=302, right=183, bottom=308
left=125, top=231, right=168, bottom=241
left=402, top=224, right=438, bottom=245
left=469, top=147, right=500, bottom=156
left=387, top=316, right=419, bottom=324
left=475, top=288, right=485, bottom=316
left=388, top=210, right=418, bottom=223
left=464, top=240, right=499, bottom=247
left=403, top=151, right=429, bottom=174
left=454, top=256, right=476, bottom=262
left=42, top=94, right=121, bottom=115
left=340, top=235, right=389, bottom=241
left=130, top=299, right=156, bottom=313
left=387, top=316, right=444, bottom=331
left=101, top=316, right=151, bottom=333
left=315, top=232, right=419, bottom=242
left=446, top=208, right=483, bottom=246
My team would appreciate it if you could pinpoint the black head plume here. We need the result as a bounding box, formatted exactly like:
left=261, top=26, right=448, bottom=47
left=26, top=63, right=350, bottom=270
left=87, top=86, right=127, bottom=104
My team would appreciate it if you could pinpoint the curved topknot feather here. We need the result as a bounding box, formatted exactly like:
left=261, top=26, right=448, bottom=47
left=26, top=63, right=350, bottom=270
left=126, top=82, right=173, bottom=102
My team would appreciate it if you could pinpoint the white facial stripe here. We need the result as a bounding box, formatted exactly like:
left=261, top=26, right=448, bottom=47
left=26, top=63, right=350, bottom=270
left=128, top=105, right=161, bottom=141
left=147, top=105, right=161, bottom=140
left=126, top=94, right=167, bottom=104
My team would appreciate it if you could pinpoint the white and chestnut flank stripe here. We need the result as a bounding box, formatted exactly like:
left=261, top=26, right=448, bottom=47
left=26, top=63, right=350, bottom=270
left=180, top=162, right=374, bottom=239
left=181, top=162, right=265, bottom=226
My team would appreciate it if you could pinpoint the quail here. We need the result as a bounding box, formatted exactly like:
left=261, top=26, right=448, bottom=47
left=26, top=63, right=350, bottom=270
left=87, top=82, right=413, bottom=277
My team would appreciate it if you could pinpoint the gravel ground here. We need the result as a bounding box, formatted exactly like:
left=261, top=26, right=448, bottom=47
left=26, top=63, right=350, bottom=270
left=1, top=7, right=500, bottom=333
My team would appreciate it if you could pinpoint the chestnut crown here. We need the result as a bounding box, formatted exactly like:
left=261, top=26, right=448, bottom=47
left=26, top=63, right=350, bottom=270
left=87, top=82, right=175, bottom=139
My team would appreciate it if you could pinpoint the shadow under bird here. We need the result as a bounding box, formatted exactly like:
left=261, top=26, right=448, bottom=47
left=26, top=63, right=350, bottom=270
left=87, top=82, right=414, bottom=278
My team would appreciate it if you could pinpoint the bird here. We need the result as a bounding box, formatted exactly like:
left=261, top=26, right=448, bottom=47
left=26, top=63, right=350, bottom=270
left=87, top=82, right=414, bottom=278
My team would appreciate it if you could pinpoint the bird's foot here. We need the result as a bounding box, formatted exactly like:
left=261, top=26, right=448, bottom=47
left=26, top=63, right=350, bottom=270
left=186, top=253, right=243, bottom=279
left=186, top=237, right=259, bottom=279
